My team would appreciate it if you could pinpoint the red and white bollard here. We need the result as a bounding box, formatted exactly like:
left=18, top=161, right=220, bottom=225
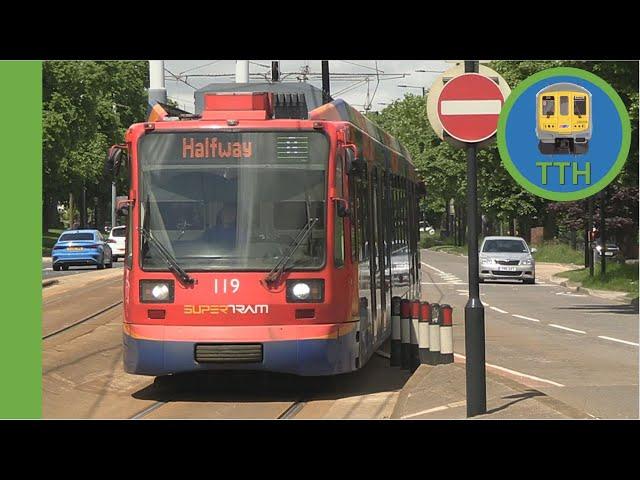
left=400, top=299, right=411, bottom=370
left=410, top=300, right=421, bottom=372
left=440, top=304, right=454, bottom=364
left=429, top=303, right=441, bottom=365
left=390, top=296, right=402, bottom=367
left=419, top=301, right=431, bottom=365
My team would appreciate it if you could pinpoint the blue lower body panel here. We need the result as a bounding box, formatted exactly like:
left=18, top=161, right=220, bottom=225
left=123, top=328, right=359, bottom=377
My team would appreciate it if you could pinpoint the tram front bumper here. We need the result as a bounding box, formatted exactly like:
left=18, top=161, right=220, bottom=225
left=123, top=323, right=359, bottom=377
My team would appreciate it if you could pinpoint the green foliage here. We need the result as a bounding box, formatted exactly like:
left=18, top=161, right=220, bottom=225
left=367, top=94, right=466, bottom=220
left=368, top=62, right=638, bottom=253
left=531, top=241, right=585, bottom=264
left=557, top=262, right=639, bottom=297
left=42, top=61, right=149, bottom=226
left=42, top=228, right=64, bottom=256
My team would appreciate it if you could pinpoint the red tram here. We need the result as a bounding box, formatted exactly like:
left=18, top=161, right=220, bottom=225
left=108, top=85, right=423, bottom=376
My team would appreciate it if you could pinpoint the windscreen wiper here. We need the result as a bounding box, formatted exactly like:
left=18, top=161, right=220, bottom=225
left=140, top=227, right=195, bottom=286
left=264, top=217, right=318, bottom=286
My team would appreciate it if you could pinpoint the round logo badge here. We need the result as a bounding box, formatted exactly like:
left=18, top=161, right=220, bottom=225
left=497, top=67, right=631, bottom=201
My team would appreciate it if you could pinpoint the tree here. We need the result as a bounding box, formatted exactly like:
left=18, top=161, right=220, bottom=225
left=367, top=94, right=467, bottom=236
left=42, top=61, right=149, bottom=230
left=368, top=61, right=638, bottom=256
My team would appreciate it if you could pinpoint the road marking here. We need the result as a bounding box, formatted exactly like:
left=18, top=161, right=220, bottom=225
left=597, top=336, right=639, bottom=347
left=489, top=306, right=508, bottom=314
left=453, top=353, right=565, bottom=387
left=456, top=289, right=468, bottom=293
left=400, top=400, right=467, bottom=419
left=556, top=292, right=587, bottom=297
left=422, top=262, right=446, bottom=275
left=512, top=314, right=540, bottom=323
left=422, top=282, right=468, bottom=286
left=549, top=324, right=586, bottom=334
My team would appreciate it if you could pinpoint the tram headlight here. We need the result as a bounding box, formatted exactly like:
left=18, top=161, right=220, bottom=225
left=140, top=280, right=175, bottom=303
left=286, top=279, right=324, bottom=303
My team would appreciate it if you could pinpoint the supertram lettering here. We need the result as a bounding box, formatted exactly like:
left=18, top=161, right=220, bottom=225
left=184, top=305, right=269, bottom=315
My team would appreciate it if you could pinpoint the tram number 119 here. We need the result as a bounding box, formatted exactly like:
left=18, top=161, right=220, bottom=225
left=214, top=278, right=240, bottom=294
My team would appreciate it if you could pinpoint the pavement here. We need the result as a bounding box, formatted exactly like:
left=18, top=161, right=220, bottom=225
left=392, top=361, right=591, bottom=419
left=417, top=249, right=638, bottom=419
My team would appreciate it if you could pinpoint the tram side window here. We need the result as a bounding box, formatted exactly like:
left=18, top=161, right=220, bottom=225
left=359, top=177, right=369, bottom=262
left=334, top=153, right=345, bottom=268
left=125, top=203, right=133, bottom=268
left=349, top=172, right=358, bottom=262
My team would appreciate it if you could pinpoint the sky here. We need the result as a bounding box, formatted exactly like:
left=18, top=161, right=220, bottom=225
left=164, top=60, right=450, bottom=113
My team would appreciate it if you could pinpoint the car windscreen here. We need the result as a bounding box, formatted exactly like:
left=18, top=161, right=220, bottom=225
left=111, top=228, right=127, bottom=238
left=482, top=239, right=528, bottom=253
left=59, top=233, right=94, bottom=241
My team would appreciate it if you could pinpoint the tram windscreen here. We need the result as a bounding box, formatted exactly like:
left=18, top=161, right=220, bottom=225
left=574, top=96, right=587, bottom=116
left=137, top=131, right=328, bottom=270
left=542, top=96, right=555, bottom=116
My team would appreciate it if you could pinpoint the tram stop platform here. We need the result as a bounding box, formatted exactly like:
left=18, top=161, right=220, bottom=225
left=391, top=361, right=592, bottom=420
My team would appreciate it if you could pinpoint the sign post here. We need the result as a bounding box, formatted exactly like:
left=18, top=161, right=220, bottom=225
left=462, top=60, right=487, bottom=417
left=427, top=61, right=509, bottom=417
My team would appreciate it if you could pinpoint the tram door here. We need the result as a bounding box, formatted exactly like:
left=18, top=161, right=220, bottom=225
left=370, top=168, right=384, bottom=341
left=356, top=167, right=373, bottom=352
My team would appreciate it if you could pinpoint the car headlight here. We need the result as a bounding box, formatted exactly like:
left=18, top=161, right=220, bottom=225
left=140, top=280, right=175, bottom=303
left=480, top=256, right=494, bottom=265
left=595, top=245, right=602, bottom=252
left=286, top=279, right=324, bottom=303
left=520, top=257, right=533, bottom=266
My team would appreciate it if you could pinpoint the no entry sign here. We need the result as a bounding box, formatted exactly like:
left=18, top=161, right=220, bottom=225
left=437, top=73, right=504, bottom=143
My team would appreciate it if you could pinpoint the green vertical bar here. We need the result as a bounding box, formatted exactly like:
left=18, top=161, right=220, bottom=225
left=0, top=61, right=42, bottom=418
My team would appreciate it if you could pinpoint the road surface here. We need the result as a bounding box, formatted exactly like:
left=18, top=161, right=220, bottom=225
left=420, top=249, right=638, bottom=419
left=42, top=258, right=124, bottom=279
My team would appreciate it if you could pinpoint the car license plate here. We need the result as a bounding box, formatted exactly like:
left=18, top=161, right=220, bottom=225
left=67, top=247, right=84, bottom=251
left=500, top=266, right=517, bottom=271
left=605, top=252, right=614, bottom=256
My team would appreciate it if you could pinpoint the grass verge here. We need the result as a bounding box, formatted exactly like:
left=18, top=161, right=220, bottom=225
left=531, top=242, right=585, bottom=264
left=533, top=243, right=584, bottom=265
left=42, top=228, right=64, bottom=257
left=557, top=262, right=639, bottom=298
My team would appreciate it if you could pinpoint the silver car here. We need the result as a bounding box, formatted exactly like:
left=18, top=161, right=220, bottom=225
left=479, top=236, right=537, bottom=284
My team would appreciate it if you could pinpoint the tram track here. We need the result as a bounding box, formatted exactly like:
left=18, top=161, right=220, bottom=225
left=276, top=401, right=306, bottom=419
left=130, top=399, right=307, bottom=420
left=42, top=300, right=123, bottom=340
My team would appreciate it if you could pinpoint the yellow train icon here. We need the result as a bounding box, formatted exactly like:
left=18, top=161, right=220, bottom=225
left=536, top=83, right=592, bottom=155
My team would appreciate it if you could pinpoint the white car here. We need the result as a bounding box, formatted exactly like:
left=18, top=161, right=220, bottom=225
left=419, top=222, right=435, bottom=235
left=479, top=236, right=536, bottom=284
left=107, top=226, right=127, bottom=261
